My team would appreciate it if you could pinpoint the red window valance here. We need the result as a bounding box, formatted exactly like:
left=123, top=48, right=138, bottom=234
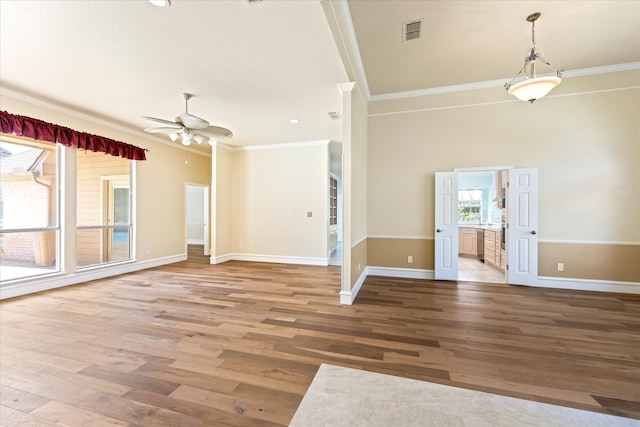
left=0, top=110, right=146, bottom=161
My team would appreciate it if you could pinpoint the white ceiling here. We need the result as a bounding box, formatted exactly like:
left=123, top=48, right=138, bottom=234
left=0, top=0, right=348, bottom=152
left=347, top=0, right=640, bottom=97
left=1, top=1, right=639, bottom=154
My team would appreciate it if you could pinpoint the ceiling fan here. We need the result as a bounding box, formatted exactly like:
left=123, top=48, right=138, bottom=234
left=142, top=93, right=233, bottom=146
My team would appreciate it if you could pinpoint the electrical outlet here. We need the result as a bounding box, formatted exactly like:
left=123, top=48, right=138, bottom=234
left=407, top=255, right=413, bottom=264
left=557, top=262, right=564, bottom=272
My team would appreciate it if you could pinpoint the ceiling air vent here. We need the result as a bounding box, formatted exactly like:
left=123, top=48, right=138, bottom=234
left=403, top=19, right=423, bottom=42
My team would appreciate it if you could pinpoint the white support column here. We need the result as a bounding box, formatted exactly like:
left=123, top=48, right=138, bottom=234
left=337, top=82, right=356, bottom=303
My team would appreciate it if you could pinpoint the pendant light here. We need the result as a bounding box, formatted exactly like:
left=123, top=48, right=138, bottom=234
left=505, top=13, right=563, bottom=103
left=148, top=0, right=170, bottom=7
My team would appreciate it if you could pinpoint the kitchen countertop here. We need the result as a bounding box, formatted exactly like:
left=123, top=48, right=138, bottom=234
left=459, top=224, right=501, bottom=230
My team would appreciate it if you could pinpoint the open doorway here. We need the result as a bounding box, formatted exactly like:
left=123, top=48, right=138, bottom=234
left=435, top=168, right=539, bottom=286
left=186, top=184, right=209, bottom=258
left=457, top=170, right=506, bottom=283
left=328, top=141, right=342, bottom=266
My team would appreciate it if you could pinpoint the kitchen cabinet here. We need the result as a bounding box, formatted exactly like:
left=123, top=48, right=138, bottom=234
left=495, top=170, right=508, bottom=209
left=458, top=227, right=477, bottom=256
left=483, top=228, right=503, bottom=271
left=484, top=230, right=496, bottom=265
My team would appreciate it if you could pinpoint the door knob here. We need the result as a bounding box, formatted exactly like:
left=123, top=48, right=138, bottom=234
left=530, top=230, right=537, bottom=235
left=436, top=229, right=443, bottom=233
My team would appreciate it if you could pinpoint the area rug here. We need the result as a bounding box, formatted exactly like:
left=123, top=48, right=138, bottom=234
left=289, top=364, right=638, bottom=427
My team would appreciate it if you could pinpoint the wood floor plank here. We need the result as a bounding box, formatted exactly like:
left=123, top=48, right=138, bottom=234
left=0, top=405, right=63, bottom=427
left=75, top=391, right=204, bottom=426
left=123, top=389, right=278, bottom=427
left=169, top=384, right=289, bottom=425
left=0, top=384, right=50, bottom=413
left=30, top=400, right=130, bottom=427
left=0, top=365, right=102, bottom=406
left=1, top=251, right=639, bottom=425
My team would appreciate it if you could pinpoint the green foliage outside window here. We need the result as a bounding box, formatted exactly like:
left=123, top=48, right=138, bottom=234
left=458, top=189, right=482, bottom=223
left=458, top=203, right=480, bottom=223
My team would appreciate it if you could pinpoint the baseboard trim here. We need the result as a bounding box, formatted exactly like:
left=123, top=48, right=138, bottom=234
left=340, top=268, right=367, bottom=305
left=210, top=253, right=233, bottom=264
left=349, top=269, right=639, bottom=299
left=210, top=253, right=329, bottom=266
left=367, top=266, right=435, bottom=280
left=0, top=254, right=187, bottom=300
left=537, top=276, right=640, bottom=294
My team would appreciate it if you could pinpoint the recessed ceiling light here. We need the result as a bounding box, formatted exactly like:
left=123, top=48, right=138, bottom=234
left=290, top=119, right=300, bottom=124
left=149, top=0, right=170, bottom=7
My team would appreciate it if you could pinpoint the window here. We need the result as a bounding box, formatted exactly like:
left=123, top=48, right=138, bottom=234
left=458, top=189, right=482, bottom=224
left=76, top=150, right=131, bottom=268
left=0, top=139, right=60, bottom=282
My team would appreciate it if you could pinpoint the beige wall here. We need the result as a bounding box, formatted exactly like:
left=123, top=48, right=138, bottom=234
left=135, top=139, right=210, bottom=260
left=539, top=243, right=640, bottom=283
left=366, top=71, right=640, bottom=284
left=350, top=238, right=367, bottom=285
left=351, top=89, right=369, bottom=245
left=229, top=142, right=329, bottom=260
left=368, top=238, right=434, bottom=270
left=212, top=144, right=233, bottom=258
left=348, top=86, right=369, bottom=286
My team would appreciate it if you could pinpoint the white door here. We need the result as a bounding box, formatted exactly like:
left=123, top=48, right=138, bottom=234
left=507, top=168, right=538, bottom=286
left=435, top=172, right=458, bottom=280
left=105, top=179, right=130, bottom=262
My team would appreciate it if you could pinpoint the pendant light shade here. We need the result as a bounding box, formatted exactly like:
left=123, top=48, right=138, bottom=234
left=149, top=0, right=170, bottom=7
left=507, top=76, right=561, bottom=102
left=505, top=13, right=563, bottom=103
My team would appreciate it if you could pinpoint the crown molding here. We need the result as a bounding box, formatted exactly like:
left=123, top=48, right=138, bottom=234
left=337, top=0, right=370, bottom=100
left=369, top=62, right=640, bottom=102
left=230, top=139, right=330, bottom=152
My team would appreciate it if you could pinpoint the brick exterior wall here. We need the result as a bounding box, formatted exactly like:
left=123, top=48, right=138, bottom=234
left=0, top=175, right=56, bottom=265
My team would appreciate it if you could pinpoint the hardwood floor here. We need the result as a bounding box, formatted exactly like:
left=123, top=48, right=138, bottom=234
left=1, top=254, right=639, bottom=426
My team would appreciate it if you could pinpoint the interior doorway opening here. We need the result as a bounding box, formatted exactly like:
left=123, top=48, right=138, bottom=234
left=186, top=184, right=209, bottom=258
left=328, top=141, right=342, bottom=267
left=457, top=170, right=507, bottom=284
left=435, top=167, right=539, bottom=286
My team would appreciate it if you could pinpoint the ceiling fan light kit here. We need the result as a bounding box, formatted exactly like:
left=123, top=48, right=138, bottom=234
left=505, top=12, right=563, bottom=103
left=142, top=93, right=232, bottom=146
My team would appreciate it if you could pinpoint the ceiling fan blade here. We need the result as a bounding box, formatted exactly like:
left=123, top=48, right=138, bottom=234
left=179, top=113, right=209, bottom=130
left=197, top=125, right=233, bottom=140
left=141, top=116, right=181, bottom=127
left=144, top=127, right=184, bottom=134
